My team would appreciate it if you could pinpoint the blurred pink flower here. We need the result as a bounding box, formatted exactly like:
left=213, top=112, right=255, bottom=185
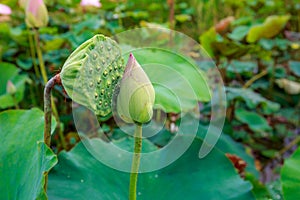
left=80, top=0, right=102, bottom=8
left=0, top=4, right=12, bottom=15
left=25, top=0, right=48, bottom=28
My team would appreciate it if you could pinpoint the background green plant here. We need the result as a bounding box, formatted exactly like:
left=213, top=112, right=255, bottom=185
left=0, top=0, right=299, bottom=199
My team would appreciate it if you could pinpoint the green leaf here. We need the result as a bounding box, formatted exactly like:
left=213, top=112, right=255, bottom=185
left=180, top=115, right=259, bottom=178
left=235, top=109, right=272, bottom=132
left=0, top=62, right=28, bottom=109
left=16, top=57, right=33, bottom=70
left=289, top=61, right=300, bottom=76
left=199, top=27, right=217, bottom=57
left=43, top=37, right=65, bottom=51
left=226, top=87, right=280, bottom=113
left=0, top=108, right=57, bottom=200
left=212, top=39, right=252, bottom=58
left=226, top=60, right=257, bottom=77
left=281, top=146, right=300, bottom=200
left=175, top=14, right=192, bottom=23
left=48, top=136, right=254, bottom=199
left=123, top=48, right=211, bottom=113
left=245, top=173, right=272, bottom=199
left=246, top=15, right=290, bottom=43
left=228, top=26, right=250, bottom=41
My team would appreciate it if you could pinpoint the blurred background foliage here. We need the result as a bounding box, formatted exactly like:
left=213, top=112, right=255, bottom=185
left=0, top=0, right=300, bottom=199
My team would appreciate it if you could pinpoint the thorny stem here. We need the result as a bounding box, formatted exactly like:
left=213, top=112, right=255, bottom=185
left=34, top=29, right=67, bottom=149
left=129, top=124, right=143, bottom=200
left=43, top=74, right=61, bottom=191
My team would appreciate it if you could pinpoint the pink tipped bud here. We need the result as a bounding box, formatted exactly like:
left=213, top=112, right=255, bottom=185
left=25, top=0, right=48, bottom=28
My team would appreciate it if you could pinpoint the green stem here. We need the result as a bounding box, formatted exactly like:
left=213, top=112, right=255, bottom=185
left=34, top=29, right=67, bottom=149
left=43, top=74, right=61, bottom=191
left=28, top=29, right=40, bottom=79
left=243, top=69, right=268, bottom=89
left=129, top=124, right=143, bottom=200
left=276, top=135, right=300, bottom=159
left=29, top=81, right=38, bottom=106
left=33, top=29, right=48, bottom=84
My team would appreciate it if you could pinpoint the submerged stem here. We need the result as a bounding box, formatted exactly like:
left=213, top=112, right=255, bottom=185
left=129, top=124, right=143, bottom=200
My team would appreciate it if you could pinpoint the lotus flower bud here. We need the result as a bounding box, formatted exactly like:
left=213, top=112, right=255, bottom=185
left=0, top=4, right=12, bottom=15
left=80, top=0, right=102, bottom=8
left=18, top=0, right=28, bottom=9
left=117, top=53, right=155, bottom=124
left=25, top=0, right=48, bottom=28
left=6, top=81, right=16, bottom=95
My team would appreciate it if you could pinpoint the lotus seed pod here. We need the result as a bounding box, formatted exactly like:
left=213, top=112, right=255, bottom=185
left=117, top=53, right=155, bottom=124
left=25, top=0, right=48, bottom=28
left=60, top=34, right=125, bottom=117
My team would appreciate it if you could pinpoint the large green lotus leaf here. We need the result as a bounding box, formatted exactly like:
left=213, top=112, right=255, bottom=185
left=281, top=147, right=300, bottom=200
left=226, top=87, right=280, bottom=114
left=246, top=15, right=290, bottom=43
left=179, top=115, right=259, bottom=178
left=123, top=48, right=211, bottom=113
left=48, top=136, right=254, bottom=199
left=0, top=108, right=57, bottom=200
left=109, top=114, right=259, bottom=178
left=235, top=109, right=272, bottom=132
left=0, top=62, right=28, bottom=109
